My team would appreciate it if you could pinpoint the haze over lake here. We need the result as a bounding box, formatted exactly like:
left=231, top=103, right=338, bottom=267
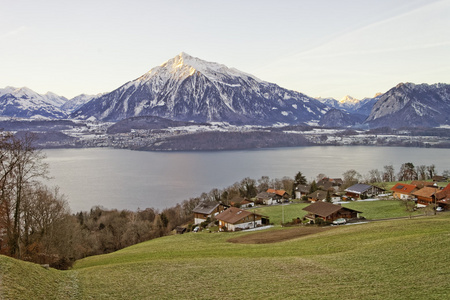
left=44, top=147, right=450, bottom=212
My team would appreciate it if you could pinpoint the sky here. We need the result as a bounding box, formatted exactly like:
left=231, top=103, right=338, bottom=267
left=1, top=0, right=449, bottom=100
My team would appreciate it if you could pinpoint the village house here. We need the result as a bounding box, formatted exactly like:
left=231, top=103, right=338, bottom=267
left=410, top=180, right=436, bottom=189
left=215, top=207, right=269, bottom=231
left=317, top=177, right=343, bottom=192
left=192, top=202, right=228, bottom=225
left=294, top=184, right=310, bottom=199
left=344, top=183, right=385, bottom=200
left=229, top=196, right=254, bottom=208
left=302, top=201, right=362, bottom=224
left=412, top=186, right=441, bottom=207
left=436, top=183, right=450, bottom=210
left=256, top=191, right=276, bottom=205
left=390, top=183, right=418, bottom=200
left=432, top=175, right=448, bottom=183
left=267, top=189, right=290, bottom=202
left=306, top=190, right=341, bottom=203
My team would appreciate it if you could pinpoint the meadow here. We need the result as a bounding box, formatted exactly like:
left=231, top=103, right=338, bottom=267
left=1, top=212, right=449, bottom=299
left=253, top=199, right=423, bottom=225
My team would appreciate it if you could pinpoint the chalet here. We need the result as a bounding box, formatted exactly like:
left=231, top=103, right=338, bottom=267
left=411, top=186, right=441, bottom=207
left=192, top=202, right=228, bottom=224
left=302, top=201, right=362, bottom=224
left=215, top=207, right=269, bottom=231
left=294, top=184, right=310, bottom=199
left=256, top=191, right=276, bottom=205
left=410, top=181, right=436, bottom=189
left=436, top=184, right=450, bottom=209
left=344, top=183, right=385, bottom=200
left=432, top=175, right=448, bottom=182
left=390, top=183, right=418, bottom=200
left=230, top=196, right=254, bottom=208
left=317, top=177, right=343, bottom=192
left=306, top=190, right=340, bottom=203
left=267, top=189, right=290, bottom=202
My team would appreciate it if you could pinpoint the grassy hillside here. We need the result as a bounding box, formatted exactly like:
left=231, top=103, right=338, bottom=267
left=1, top=214, right=449, bottom=299
left=254, top=200, right=422, bottom=225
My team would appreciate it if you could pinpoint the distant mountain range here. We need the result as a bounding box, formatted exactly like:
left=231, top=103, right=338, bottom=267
left=1, top=53, right=449, bottom=129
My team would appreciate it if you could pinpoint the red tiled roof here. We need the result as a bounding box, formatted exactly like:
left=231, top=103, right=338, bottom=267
left=267, top=189, right=287, bottom=197
left=390, top=183, right=417, bottom=195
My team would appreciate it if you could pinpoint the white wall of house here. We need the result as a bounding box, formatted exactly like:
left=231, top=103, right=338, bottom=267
left=194, top=217, right=207, bottom=225
left=263, top=198, right=274, bottom=205
left=221, top=220, right=262, bottom=231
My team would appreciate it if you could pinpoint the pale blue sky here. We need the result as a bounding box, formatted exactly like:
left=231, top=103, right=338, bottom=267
left=1, top=0, right=449, bottom=100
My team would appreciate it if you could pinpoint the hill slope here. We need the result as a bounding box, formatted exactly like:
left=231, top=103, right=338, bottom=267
left=2, top=214, right=449, bottom=299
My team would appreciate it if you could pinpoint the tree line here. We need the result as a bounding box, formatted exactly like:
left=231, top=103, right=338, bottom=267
left=0, top=132, right=447, bottom=269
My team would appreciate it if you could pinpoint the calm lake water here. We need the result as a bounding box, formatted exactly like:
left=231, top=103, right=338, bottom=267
left=43, top=146, right=450, bottom=212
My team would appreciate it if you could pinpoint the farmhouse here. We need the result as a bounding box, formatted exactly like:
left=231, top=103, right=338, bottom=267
left=390, top=183, right=418, bottom=200
left=412, top=186, right=441, bottom=207
left=192, top=202, right=228, bottom=225
left=306, top=190, right=341, bottom=203
left=302, top=201, right=362, bottom=224
left=317, top=177, right=343, bottom=192
left=256, top=191, right=275, bottom=205
left=267, top=189, right=290, bottom=202
left=436, top=183, right=450, bottom=209
left=230, top=196, right=254, bottom=208
left=294, top=184, right=310, bottom=199
left=345, top=183, right=384, bottom=200
left=215, top=207, right=269, bottom=231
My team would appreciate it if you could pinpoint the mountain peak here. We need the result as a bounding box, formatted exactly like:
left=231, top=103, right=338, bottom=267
left=339, top=95, right=359, bottom=104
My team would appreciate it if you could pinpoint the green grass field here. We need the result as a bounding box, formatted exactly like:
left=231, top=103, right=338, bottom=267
left=253, top=200, right=423, bottom=225
left=1, top=213, right=449, bottom=299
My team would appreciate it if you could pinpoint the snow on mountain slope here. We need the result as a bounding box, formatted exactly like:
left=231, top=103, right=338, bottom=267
left=365, top=83, right=450, bottom=128
left=61, top=93, right=101, bottom=113
left=72, top=52, right=329, bottom=125
left=0, top=86, right=67, bottom=119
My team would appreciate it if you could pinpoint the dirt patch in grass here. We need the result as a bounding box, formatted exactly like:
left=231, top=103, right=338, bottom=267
left=228, top=226, right=334, bottom=244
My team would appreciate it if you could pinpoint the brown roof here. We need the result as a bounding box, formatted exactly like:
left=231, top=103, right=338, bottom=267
left=436, top=183, right=450, bottom=200
left=302, top=201, right=361, bottom=218
left=307, top=190, right=328, bottom=200
left=410, top=181, right=436, bottom=189
left=267, top=189, right=288, bottom=197
left=215, top=207, right=261, bottom=224
left=390, top=183, right=417, bottom=195
left=411, top=186, right=441, bottom=198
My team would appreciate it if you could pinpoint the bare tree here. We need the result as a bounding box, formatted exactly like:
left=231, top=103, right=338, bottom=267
left=398, top=163, right=417, bottom=181
left=0, top=133, right=49, bottom=258
left=383, top=165, right=395, bottom=182
left=342, top=169, right=362, bottom=188
left=416, top=165, right=427, bottom=180
left=257, top=176, right=270, bottom=192
left=427, top=164, right=436, bottom=179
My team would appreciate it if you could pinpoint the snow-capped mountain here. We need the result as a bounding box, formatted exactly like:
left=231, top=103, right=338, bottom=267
left=72, top=52, right=330, bottom=125
left=0, top=87, right=67, bottom=119
left=61, top=93, right=100, bottom=113
left=365, top=83, right=450, bottom=128
left=317, top=94, right=380, bottom=117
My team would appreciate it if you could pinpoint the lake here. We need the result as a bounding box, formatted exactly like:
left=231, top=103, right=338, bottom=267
left=43, top=146, right=450, bottom=212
